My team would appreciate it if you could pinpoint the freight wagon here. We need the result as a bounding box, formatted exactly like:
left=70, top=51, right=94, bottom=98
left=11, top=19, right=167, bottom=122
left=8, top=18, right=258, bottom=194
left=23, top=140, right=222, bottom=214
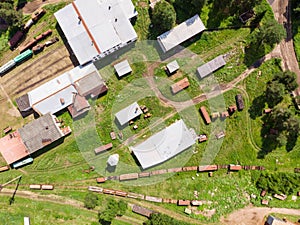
left=13, top=49, right=33, bottom=64
left=29, top=184, right=41, bottom=190
left=0, top=60, right=16, bottom=75
left=8, top=31, right=24, bottom=48
left=41, top=185, right=54, bottom=190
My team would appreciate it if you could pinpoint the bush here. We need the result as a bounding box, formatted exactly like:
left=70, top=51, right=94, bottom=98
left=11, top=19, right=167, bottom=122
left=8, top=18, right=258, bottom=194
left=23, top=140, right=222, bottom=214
left=84, top=192, right=98, bottom=210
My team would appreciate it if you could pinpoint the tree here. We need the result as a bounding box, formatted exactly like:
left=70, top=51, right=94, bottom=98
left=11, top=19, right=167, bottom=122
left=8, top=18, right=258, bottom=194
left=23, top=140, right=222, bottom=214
left=84, top=192, right=98, bottom=210
left=274, top=71, right=298, bottom=92
left=0, top=1, right=23, bottom=28
left=258, top=20, right=286, bottom=47
left=98, top=199, right=127, bottom=224
left=152, top=0, right=176, bottom=32
left=266, top=80, right=285, bottom=107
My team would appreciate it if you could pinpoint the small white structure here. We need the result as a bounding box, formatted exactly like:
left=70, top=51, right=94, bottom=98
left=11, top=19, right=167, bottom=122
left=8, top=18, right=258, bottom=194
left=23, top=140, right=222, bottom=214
left=114, top=60, right=132, bottom=78
left=107, top=154, right=119, bottom=166
left=166, top=60, right=179, bottom=74
left=157, top=14, right=205, bottom=53
left=24, top=217, right=30, bottom=225
left=115, top=102, right=142, bottom=126
left=131, top=119, right=196, bottom=169
left=197, top=55, right=226, bottom=79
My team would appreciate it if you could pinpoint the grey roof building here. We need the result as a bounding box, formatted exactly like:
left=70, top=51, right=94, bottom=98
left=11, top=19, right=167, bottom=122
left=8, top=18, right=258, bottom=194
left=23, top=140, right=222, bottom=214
left=166, top=60, right=179, bottom=75
left=18, top=113, right=64, bottom=154
left=115, top=102, right=142, bottom=126
left=114, top=59, right=132, bottom=78
left=157, top=14, right=205, bottom=53
left=55, top=0, right=138, bottom=65
left=131, top=119, right=196, bottom=169
left=197, top=55, right=226, bottom=79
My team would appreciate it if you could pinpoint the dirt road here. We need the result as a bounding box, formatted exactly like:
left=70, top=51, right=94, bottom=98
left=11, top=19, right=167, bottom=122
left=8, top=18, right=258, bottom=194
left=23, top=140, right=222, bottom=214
left=221, top=205, right=300, bottom=225
left=21, top=0, right=71, bottom=14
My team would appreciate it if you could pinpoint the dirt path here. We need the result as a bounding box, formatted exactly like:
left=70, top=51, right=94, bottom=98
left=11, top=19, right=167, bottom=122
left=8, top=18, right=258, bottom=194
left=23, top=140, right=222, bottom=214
left=221, top=205, right=300, bottom=225
left=21, top=0, right=71, bottom=14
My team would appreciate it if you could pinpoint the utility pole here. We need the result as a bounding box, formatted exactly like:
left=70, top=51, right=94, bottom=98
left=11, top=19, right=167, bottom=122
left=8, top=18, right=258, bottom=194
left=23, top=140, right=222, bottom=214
left=0, top=175, right=22, bottom=205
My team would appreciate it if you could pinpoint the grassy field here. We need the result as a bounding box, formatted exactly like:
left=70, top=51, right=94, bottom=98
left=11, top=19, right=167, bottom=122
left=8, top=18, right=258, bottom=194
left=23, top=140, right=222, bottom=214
left=0, top=0, right=299, bottom=224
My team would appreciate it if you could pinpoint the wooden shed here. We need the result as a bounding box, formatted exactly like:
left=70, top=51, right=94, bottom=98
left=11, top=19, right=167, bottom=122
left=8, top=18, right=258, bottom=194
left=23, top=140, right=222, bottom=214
left=200, top=106, right=211, bottom=124
left=171, top=77, right=190, bottom=94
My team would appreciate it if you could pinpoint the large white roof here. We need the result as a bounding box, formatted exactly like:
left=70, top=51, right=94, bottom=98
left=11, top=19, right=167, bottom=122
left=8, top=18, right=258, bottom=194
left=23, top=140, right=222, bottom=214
left=28, top=63, right=99, bottom=115
left=115, top=102, right=142, bottom=126
left=131, top=120, right=196, bottom=169
left=157, top=14, right=206, bottom=53
left=197, top=55, right=226, bottom=78
left=55, top=0, right=138, bottom=65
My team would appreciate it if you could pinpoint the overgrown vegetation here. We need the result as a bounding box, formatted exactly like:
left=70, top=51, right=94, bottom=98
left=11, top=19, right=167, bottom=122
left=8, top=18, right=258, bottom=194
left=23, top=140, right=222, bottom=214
left=98, top=199, right=127, bottom=224
left=84, top=192, right=98, bottom=210
left=145, top=213, right=192, bottom=225
left=0, top=0, right=23, bottom=28
left=151, top=0, right=176, bottom=33
left=253, top=172, right=300, bottom=195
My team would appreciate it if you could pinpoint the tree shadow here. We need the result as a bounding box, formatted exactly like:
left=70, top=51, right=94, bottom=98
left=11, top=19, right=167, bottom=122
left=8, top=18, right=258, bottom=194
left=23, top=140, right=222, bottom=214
left=244, top=41, right=267, bottom=67
left=258, top=114, right=279, bottom=158
left=248, top=94, right=266, bottom=119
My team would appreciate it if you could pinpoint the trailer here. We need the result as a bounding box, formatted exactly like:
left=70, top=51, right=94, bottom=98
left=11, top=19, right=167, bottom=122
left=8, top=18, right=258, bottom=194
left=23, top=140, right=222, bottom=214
left=29, top=184, right=41, bottom=190
left=12, top=157, right=33, bottom=168
left=0, top=60, right=16, bottom=75
left=8, top=31, right=24, bottom=48
left=13, top=49, right=33, bottom=64
left=41, top=185, right=54, bottom=190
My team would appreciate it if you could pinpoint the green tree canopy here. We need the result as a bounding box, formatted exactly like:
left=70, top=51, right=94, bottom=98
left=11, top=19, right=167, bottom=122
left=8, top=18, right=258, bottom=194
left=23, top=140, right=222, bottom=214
left=0, top=0, right=22, bottom=28
left=274, top=71, right=298, bottom=92
left=98, top=199, right=127, bottom=224
left=152, top=0, right=176, bottom=32
left=258, top=20, right=286, bottom=47
left=266, top=80, right=285, bottom=107
left=84, top=192, right=98, bottom=210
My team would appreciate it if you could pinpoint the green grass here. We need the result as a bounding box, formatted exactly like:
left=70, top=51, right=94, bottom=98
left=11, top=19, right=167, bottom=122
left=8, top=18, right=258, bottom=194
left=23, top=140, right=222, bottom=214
left=0, top=195, right=98, bottom=225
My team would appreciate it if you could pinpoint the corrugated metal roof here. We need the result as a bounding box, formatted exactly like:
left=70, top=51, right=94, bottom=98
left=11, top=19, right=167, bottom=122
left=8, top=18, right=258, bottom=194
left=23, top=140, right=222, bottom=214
left=55, top=0, right=138, bottom=65
left=115, top=102, right=142, bottom=126
left=114, top=60, right=132, bottom=77
left=197, top=55, right=226, bottom=78
left=18, top=114, right=64, bottom=154
left=131, top=119, right=196, bottom=169
left=157, top=14, right=205, bottom=53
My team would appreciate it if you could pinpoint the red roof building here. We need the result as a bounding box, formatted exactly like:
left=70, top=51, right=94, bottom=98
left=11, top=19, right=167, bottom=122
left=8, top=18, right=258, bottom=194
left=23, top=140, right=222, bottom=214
left=171, top=77, right=190, bottom=94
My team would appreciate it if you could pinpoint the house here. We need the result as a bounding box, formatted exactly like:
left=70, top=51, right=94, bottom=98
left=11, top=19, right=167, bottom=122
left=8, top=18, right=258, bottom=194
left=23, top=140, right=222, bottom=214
left=235, top=94, right=244, bottom=110
left=131, top=119, right=196, bottom=169
left=166, top=60, right=179, bottom=75
left=55, top=0, right=138, bottom=65
left=115, top=102, right=142, bottom=126
left=114, top=59, right=132, bottom=78
left=157, top=14, right=205, bottom=53
left=16, top=63, right=107, bottom=118
left=171, top=77, right=190, bottom=94
left=0, top=114, right=70, bottom=165
left=197, top=55, right=226, bottom=79
left=200, top=106, right=211, bottom=124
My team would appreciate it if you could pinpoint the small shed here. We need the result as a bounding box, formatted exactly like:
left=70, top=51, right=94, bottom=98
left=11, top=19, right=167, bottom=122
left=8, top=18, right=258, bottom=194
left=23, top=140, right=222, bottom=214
left=96, top=177, right=106, bottom=183
left=107, top=154, right=119, bottom=167
left=235, top=94, right=244, bottom=111
left=261, top=199, right=269, bottom=205
left=220, top=111, right=229, bottom=118
left=115, top=102, right=142, bottom=126
left=184, top=208, right=192, bottom=215
left=211, top=112, right=219, bottom=120
left=198, top=134, right=207, bottom=143
left=228, top=105, right=237, bottom=114
left=215, top=131, right=225, bottom=139
left=171, top=77, right=190, bottom=94
left=110, top=131, right=116, bottom=140
left=166, top=60, right=179, bottom=75
left=200, top=106, right=211, bottom=124
left=132, top=205, right=153, bottom=218
left=114, top=60, right=132, bottom=78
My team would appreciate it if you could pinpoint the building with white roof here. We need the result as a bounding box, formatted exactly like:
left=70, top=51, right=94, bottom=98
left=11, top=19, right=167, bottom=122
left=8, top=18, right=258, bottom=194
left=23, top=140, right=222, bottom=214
left=55, top=0, right=138, bottom=65
left=157, top=14, right=205, bottom=53
left=131, top=119, right=196, bottom=169
left=166, top=60, right=179, bottom=74
left=114, top=59, right=132, bottom=78
left=16, top=63, right=107, bottom=117
left=115, top=102, right=142, bottom=126
left=197, top=55, right=226, bottom=79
